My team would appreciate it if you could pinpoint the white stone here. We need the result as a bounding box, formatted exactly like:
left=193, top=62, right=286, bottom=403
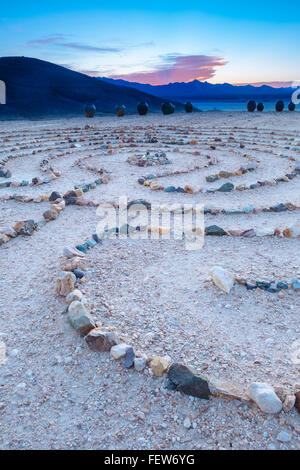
left=134, top=354, right=147, bottom=372
left=110, top=343, right=131, bottom=360
left=0, top=233, right=10, bottom=245
left=210, top=266, right=235, bottom=293
left=277, top=430, right=291, bottom=443
left=65, top=289, right=83, bottom=305
left=63, top=247, right=85, bottom=258
left=248, top=382, right=282, bottom=414
left=183, top=416, right=191, bottom=429
left=256, top=227, right=275, bottom=237
left=282, top=394, right=296, bottom=413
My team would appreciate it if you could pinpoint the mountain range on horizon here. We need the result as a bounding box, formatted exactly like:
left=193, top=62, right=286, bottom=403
left=0, top=56, right=296, bottom=119
left=100, top=77, right=295, bottom=101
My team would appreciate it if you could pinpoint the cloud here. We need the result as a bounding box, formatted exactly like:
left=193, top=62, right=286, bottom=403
left=111, top=54, right=227, bottom=85
left=57, top=42, right=122, bottom=53
left=25, top=36, right=65, bottom=46
left=25, top=36, right=122, bottom=53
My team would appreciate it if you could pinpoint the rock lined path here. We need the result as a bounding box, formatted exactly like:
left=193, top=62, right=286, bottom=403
left=0, top=112, right=299, bottom=450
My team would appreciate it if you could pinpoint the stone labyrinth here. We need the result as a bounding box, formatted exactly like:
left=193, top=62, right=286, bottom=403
left=1, top=119, right=300, bottom=414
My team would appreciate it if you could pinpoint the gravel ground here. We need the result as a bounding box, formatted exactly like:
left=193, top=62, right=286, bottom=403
left=0, top=112, right=299, bottom=450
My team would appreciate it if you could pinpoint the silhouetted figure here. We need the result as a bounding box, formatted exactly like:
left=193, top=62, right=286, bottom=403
left=257, top=103, right=264, bottom=112
left=84, top=104, right=96, bottom=118
left=247, top=100, right=256, bottom=112
left=161, top=102, right=175, bottom=115
left=137, top=102, right=149, bottom=115
left=275, top=101, right=284, bottom=112
left=115, top=104, right=126, bottom=116
left=288, top=102, right=296, bottom=111
left=185, top=102, right=193, bottom=113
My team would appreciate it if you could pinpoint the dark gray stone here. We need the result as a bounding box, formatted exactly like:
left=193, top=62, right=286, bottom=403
left=167, top=363, right=210, bottom=400
left=267, top=283, right=279, bottom=293
left=124, top=347, right=135, bottom=368
left=277, top=282, right=289, bottom=290
left=217, top=182, right=234, bottom=192
left=206, top=175, right=218, bottom=183
left=270, top=204, right=287, bottom=213
left=205, top=225, right=227, bottom=236
left=49, top=191, right=62, bottom=202
left=256, top=280, right=271, bottom=290
left=74, top=269, right=85, bottom=279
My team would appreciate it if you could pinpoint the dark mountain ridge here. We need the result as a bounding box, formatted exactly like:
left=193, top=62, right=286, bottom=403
left=100, top=77, right=294, bottom=101
left=0, top=57, right=180, bottom=118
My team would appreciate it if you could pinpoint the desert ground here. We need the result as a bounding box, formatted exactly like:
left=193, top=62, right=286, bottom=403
left=0, top=111, right=299, bottom=450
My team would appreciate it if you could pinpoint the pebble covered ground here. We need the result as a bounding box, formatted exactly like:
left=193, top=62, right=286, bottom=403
left=0, top=112, right=300, bottom=450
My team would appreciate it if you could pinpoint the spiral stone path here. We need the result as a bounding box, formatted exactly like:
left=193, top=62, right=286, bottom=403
left=0, top=112, right=299, bottom=450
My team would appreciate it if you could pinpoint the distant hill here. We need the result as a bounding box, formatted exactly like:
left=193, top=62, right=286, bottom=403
left=0, top=57, right=181, bottom=118
left=101, top=77, right=294, bottom=101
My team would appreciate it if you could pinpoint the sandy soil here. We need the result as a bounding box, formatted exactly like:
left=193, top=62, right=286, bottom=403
left=0, top=112, right=299, bottom=450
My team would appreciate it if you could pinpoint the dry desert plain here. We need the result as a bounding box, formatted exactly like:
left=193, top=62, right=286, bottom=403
left=0, top=111, right=300, bottom=450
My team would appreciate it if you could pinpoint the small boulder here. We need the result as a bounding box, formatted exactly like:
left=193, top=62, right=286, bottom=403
left=134, top=354, right=148, bottom=372
left=43, top=209, right=58, bottom=222
left=124, top=347, right=135, bottom=368
left=49, top=191, right=62, bottom=201
left=110, top=343, right=131, bottom=359
left=65, top=289, right=83, bottom=305
left=282, top=394, right=296, bottom=413
left=247, top=382, right=282, bottom=414
left=85, top=327, right=120, bottom=352
left=283, top=222, right=300, bottom=238
left=68, top=300, right=95, bottom=335
left=291, top=279, right=300, bottom=291
left=210, top=266, right=235, bottom=293
left=73, top=269, right=85, bottom=279
left=61, top=257, right=86, bottom=272
left=168, top=363, right=210, bottom=399
left=55, top=271, right=76, bottom=296
left=63, top=190, right=77, bottom=200
left=150, top=356, right=171, bottom=376
left=13, top=219, right=37, bottom=236
left=277, top=430, right=291, bottom=443
left=205, top=225, right=227, bottom=236
left=217, top=182, right=234, bottom=192
left=63, top=247, right=85, bottom=258
left=0, top=233, right=10, bottom=245
left=256, top=227, right=275, bottom=237
left=1, top=228, right=17, bottom=238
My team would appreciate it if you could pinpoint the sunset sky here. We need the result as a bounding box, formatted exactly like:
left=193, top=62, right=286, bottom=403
left=1, top=1, right=299, bottom=86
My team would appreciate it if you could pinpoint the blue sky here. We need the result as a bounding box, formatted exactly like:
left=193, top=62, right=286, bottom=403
left=1, top=1, right=300, bottom=85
